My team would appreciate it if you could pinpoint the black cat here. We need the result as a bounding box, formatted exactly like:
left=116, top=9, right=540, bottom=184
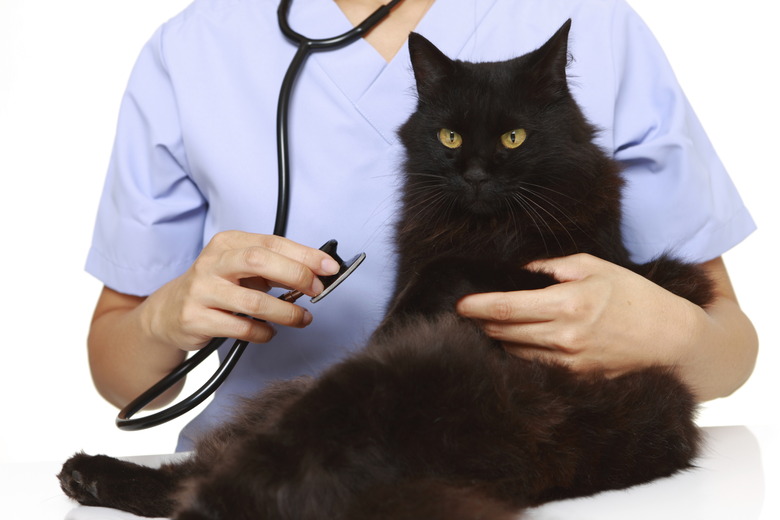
left=59, top=20, right=711, bottom=519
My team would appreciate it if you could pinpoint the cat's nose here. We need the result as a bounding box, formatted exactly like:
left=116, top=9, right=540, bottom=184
left=463, top=168, right=489, bottom=187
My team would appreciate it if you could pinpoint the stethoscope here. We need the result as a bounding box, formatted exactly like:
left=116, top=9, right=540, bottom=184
left=115, top=0, right=405, bottom=430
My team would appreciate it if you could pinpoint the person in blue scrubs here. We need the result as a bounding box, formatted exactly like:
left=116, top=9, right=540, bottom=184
left=85, top=0, right=758, bottom=451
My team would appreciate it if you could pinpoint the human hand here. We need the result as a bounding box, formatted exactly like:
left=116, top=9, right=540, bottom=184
left=140, top=231, right=341, bottom=351
left=455, top=253, right=704, bottom=376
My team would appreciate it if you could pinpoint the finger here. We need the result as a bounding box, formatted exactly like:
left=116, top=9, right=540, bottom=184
left=503, top=342, right=570, bottom=366
left=205, top=282, right=314, bottom=328
left=179, top=310, right=278, bottom=349
left=207, top=231, right=341, bottom=276
left=481, top=320, right=574, bottom=353
left=257, top=234, right=342, bottom=276
left=502, top=343, right=601, bottom=374
left=456, top=290, right=562, bottom=323
left=506, top=342, right=615, bottom=375
left=211, top=311, right=278, bottom=345
left=215, top=246, right=326, bottom=297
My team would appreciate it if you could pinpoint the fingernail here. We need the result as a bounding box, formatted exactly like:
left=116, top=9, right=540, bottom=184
left=302, top=309, right=313, bottom=326
left=454, top=297, right=470, bottom=315
left=311, top=277, right=325, bottom=295
left=264, top=324, right=277, bottom=342
left=321, top=257, right=341, bottom=275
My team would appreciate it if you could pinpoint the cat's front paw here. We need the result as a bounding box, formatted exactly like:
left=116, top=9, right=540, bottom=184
left=58, top=452, right=104, bottom=506
left=58, top=452, right=177, bottom=517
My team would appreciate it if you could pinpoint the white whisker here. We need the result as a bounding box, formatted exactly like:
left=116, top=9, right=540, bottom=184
left=509, top=192, right=552, bottom=256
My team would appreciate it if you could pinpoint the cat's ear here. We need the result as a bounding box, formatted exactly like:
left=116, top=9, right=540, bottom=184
left=522, top=19, right=572, bottom=95
left=408, top=33, right=455, bottom=99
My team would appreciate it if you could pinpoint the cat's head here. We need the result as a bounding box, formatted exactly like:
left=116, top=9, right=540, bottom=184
left=398, top=20, right=613, bottom=222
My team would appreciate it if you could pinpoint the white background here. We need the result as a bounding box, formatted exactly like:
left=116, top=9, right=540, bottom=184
left=0, top=0, right=777, bottom=465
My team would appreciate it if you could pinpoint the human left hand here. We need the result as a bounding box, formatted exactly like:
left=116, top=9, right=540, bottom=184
left=455, top=253, right=704, bottom=376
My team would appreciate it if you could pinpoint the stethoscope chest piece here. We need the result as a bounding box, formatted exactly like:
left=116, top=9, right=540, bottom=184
left=310, top=239, right=366, bottom=303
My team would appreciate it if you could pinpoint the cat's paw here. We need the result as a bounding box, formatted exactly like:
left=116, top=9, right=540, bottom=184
left=58, top=452, right=105, bottom=506
left=58, top=452, right=177, bottom=517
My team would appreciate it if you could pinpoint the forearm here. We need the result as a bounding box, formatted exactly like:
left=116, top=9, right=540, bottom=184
left=86, top=233, right=341, bottom=410
left=88, top=288, right=187, bottom=409
left=457, top=254, right=758, bottom=402
left=677, top=285, right=758, bottom=402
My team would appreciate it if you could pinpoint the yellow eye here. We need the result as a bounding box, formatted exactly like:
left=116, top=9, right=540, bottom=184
left=438, top=128, right=463, bottom=149
left=500, top=129, right=527, bottom=149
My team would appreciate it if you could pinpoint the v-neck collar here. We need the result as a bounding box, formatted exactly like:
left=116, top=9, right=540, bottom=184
left=287, top=0, right=500, bottom=144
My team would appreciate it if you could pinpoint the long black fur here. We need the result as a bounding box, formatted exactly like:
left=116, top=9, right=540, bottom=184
left=59, top=21, right=712, bottom=519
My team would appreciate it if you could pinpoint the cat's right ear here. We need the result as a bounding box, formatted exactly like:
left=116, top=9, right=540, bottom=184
left=408, top=33, right=455, bottom=99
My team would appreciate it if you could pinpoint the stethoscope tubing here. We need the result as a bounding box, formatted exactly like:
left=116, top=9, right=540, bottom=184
left=274, top=0, right=404, bottom=236
left=116, top=0, right=402, bottom=430
left=116, top=337, right=241, bottom=430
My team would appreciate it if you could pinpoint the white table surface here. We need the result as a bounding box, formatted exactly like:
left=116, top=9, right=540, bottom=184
left=2, top=425, right=777, bottom=519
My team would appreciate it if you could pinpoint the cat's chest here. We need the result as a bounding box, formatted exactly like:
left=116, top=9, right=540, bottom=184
left=402, top=225, right=525, bottom=263
left=398, top=217, right=597, bottom=274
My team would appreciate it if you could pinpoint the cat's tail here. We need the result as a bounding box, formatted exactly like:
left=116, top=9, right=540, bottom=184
left=346, top=479, right=526, bottom=520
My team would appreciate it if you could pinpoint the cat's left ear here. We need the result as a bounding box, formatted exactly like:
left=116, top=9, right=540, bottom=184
left=408, top=33, right=455, bottom=100
left=523, top=19, right=572, bottom=95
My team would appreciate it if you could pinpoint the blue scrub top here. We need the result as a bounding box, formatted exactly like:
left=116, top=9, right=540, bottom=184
left=85, top=0, right=755, bottom=450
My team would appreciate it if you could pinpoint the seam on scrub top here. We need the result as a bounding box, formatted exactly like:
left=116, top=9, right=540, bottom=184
left=309, top=55, right=396, bottom=145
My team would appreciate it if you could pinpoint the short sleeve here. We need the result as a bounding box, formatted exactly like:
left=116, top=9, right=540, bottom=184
left=609, top=2, right=755, bottom=263
left=85, top=23, right=206, bottom=296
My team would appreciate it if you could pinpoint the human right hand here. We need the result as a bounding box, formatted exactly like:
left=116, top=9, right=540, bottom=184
left=140, top=231, right=341, bottom=351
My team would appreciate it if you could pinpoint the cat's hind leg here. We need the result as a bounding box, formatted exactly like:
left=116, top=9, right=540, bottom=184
left=58, top=452, right=195, bottom=517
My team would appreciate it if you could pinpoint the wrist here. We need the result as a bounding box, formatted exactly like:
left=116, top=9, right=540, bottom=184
left=670, top=299, right=711, bottom=368
left=136, top=293, right=190, bottom=364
